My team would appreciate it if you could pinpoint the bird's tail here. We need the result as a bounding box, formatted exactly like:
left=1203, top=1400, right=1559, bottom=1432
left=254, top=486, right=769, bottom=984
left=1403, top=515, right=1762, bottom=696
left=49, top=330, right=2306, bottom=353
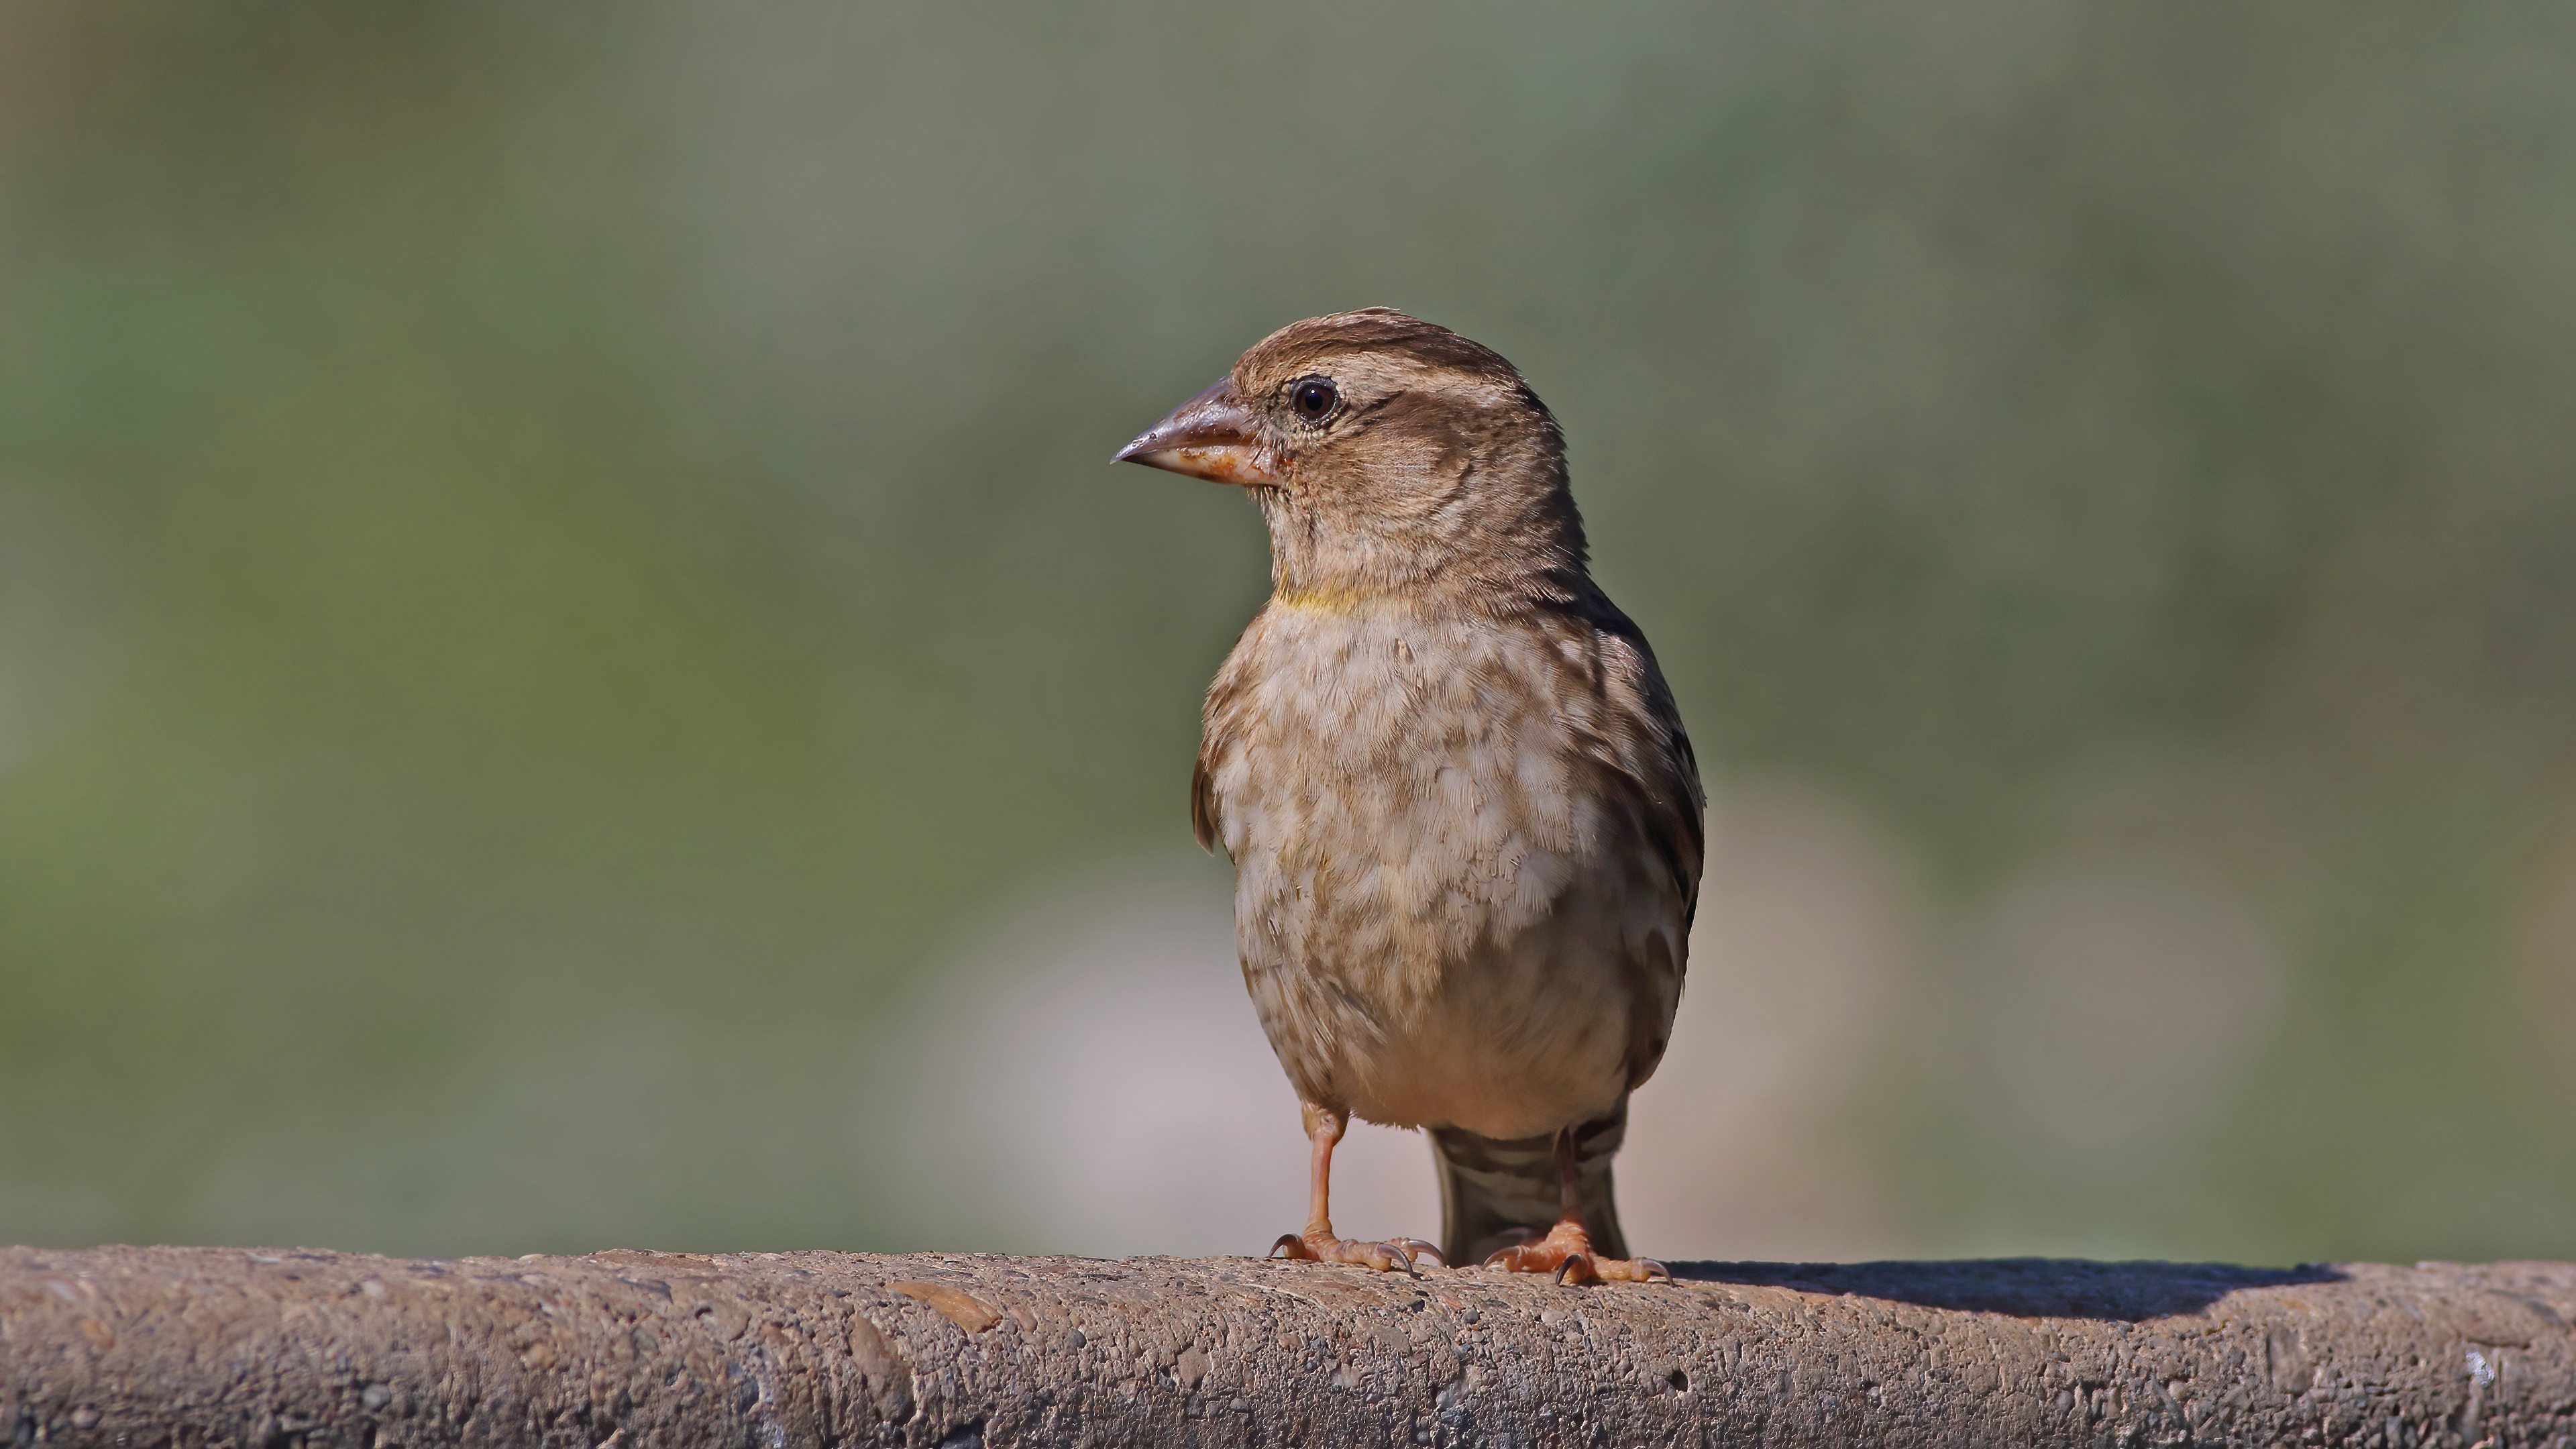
left=1426, top=1099, right=1629, bottom=1267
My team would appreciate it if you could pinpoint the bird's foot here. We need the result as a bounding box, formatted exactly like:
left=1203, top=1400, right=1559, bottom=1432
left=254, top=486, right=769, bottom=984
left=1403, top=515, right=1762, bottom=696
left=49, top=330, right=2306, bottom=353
left=1269, top=1230, right=1444, bottom=1277
left=1483, top=1222, right=1668, bottom=1285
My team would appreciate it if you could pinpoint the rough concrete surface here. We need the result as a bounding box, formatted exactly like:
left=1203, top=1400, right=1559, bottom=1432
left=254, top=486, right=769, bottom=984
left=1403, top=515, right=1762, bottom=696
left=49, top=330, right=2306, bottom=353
left=4, top=1246, right=2572, bottom=1447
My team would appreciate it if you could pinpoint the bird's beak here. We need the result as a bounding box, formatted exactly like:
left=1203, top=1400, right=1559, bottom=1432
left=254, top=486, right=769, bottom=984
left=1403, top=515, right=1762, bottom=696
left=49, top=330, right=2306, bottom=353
left=1113, top=376, right=1282, bottom=485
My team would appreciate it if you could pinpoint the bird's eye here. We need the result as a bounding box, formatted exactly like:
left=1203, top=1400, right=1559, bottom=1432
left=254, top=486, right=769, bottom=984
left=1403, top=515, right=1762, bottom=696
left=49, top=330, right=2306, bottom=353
left=1289, top=377, right=1339, bottom=423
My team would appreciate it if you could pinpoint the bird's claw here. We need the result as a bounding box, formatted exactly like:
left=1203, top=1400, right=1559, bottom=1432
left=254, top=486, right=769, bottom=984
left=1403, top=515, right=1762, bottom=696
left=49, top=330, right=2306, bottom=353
left=1585, top=1254, right=1668, bottom=1283
left=1269, top=1230, right=1439, bottom=1277
left=1485, top=1222, right=1667, bottom=1285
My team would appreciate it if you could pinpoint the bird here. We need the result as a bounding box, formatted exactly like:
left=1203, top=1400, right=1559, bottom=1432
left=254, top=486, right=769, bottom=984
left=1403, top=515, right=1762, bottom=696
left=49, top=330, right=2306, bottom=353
left=1114, top=308, right=1704, bottom=1285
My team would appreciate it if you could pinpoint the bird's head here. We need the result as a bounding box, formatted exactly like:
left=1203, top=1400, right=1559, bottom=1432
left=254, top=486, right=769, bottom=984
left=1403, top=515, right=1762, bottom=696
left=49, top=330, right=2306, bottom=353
left=1116, top=308, right=1587, bottom=606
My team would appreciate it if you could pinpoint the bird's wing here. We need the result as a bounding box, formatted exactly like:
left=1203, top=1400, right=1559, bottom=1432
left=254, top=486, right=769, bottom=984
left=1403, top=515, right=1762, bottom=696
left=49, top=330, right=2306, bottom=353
left=1575, top=598, right=1705, bottom=911
left=1190, top=619, right=1263, bottom=857
left=1189, top=748, right=1223, bottom=855
left=1565, top=593, right=1706, bottom=1093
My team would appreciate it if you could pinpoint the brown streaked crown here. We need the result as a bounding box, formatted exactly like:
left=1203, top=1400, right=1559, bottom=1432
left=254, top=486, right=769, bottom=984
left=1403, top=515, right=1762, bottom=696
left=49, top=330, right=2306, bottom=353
left=1236, top=307, right=1535, bottom=393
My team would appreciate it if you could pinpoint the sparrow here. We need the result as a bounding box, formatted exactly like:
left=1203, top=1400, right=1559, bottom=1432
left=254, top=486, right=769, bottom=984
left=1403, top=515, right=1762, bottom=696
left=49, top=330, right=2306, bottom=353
left=1115, top=309, right=1704, bottom=1284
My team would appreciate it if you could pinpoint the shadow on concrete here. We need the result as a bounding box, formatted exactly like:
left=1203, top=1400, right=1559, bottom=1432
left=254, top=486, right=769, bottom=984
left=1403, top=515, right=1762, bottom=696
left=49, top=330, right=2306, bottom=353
left=1670, top=1258, right=2347, bottom=1321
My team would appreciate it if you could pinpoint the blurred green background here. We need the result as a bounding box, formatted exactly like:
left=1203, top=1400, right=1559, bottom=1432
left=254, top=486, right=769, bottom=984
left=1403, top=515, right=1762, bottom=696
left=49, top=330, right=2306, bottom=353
left=3, top=1, right=2573, bottom=1267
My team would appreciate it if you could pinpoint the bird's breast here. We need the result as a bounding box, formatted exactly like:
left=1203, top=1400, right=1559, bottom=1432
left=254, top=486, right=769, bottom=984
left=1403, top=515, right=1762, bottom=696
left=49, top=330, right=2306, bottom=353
left=1209, top=605, right=1607, bottom=979
left=1203, top=602, right=1676, bottom=1134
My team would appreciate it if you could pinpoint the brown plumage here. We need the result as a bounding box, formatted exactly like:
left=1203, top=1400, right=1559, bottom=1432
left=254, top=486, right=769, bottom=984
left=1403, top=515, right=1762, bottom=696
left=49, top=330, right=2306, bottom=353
left=1117, top=308, right=1704, bottom=1282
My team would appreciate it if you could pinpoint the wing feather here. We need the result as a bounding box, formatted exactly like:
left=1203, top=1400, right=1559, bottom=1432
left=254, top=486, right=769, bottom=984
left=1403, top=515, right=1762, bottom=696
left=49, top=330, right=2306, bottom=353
left=1190, top=611, right=1264, bottom=859
left=1561, top=590, right=1705, bottom=1091
left=1189, top=749, right=1223, bottom=855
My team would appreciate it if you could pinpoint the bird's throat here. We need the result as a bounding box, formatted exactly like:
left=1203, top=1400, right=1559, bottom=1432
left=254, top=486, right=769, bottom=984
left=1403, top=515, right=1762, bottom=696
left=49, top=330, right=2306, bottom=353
left=1270, top=583, right=1387, bottom=616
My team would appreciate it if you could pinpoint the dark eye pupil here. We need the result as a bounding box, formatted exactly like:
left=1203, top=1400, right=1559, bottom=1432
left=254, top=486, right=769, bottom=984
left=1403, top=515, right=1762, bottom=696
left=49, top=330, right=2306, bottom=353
left=1293, top=379, right=1337, bottom=420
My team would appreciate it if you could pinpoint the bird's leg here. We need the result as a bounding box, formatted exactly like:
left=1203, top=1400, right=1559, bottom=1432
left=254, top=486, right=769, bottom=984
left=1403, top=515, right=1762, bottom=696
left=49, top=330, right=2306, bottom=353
left=1267, top=1102, right=1444, bottom=1275
left=1481, top=1128, right=1669, bottom=1285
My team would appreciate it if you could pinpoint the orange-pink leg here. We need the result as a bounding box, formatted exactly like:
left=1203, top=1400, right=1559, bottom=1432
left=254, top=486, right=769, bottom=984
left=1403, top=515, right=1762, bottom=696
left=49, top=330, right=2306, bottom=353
left=1482, top=1128, right=1669, bottom=1285
left=1268, top=1103, right=1444, bottom=1276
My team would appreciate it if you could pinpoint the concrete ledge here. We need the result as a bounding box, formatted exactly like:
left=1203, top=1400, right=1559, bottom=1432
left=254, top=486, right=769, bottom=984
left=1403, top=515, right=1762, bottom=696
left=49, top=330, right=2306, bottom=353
left=3, top=1246, right=2571, bottom=1446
